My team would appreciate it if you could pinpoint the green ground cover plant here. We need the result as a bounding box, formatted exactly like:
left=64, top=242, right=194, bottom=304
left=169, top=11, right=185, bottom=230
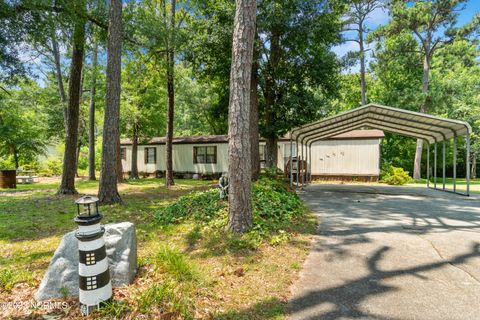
left=155, top=176, right=307, bottom=250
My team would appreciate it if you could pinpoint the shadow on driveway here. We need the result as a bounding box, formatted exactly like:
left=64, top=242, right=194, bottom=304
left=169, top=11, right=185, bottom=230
left=289, top=184, right=480, bottom=320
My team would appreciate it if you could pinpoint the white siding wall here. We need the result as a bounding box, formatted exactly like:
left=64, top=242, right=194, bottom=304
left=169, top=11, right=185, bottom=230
left=173, top=144, right=228, bottom=173
left=121, top=143, right=228, bottom=174
left=309, top=139, right=380, bottom=175
left=122, top=139, right=380, bottom=175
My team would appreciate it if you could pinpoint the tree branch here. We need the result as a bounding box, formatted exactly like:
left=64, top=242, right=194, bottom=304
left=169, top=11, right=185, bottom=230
left=345, top=38, right=361, bottom=44
left=0, top=86, right=11, bottom=96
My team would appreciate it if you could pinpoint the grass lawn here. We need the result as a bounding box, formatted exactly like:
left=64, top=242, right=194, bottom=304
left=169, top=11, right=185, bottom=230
left=409, top=178, right=480, bottom=194
left=0, top=177, right=315, bottom=319
left=311, top=177, right=480, bottom=195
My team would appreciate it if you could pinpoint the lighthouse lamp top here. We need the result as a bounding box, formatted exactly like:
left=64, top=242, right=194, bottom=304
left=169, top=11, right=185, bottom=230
left=75, top=195, right=100, bottom=217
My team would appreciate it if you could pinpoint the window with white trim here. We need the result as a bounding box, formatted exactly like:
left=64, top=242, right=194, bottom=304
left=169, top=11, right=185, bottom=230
left=144, top=147, right=156, bottom=164
left=193, top=146, right=217, bottom=164
left=259, top=145, right=266, bottom=162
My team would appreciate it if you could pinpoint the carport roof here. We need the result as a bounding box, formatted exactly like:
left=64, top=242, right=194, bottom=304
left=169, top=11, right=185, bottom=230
left=291, top=103, right=472, bottom=144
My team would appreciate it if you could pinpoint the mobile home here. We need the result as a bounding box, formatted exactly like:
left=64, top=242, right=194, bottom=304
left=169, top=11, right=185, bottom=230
left=120, top=129, right=384, bottom=181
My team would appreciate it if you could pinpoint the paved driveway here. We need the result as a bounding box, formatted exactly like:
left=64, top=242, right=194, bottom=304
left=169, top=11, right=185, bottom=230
left=289, top=184, right=480, bottom=320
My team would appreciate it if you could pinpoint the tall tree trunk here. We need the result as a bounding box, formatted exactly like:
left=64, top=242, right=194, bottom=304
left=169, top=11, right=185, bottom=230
left=263, top=31, right=281, bottom=168
left=227, top=0, right=256, bottom=233
left=413, top=53, right=431, bottom=180
left=58, top=14, right=85, bottom=195
left=359, top=21, right=366, bottom=106
left=130, top=122, right=139, bottom=179
left=88, top=42, right=98, bottom=181
left=75, top=140, right=82, bottom=177
left=51, top=33, right=68, bottom=129
left=117, top=136, right=123, bottom=183
left=265, top=137, right=278, bottom=169
left=98, top=0, right=122, bottom=204
left=250, top=57, right=260, bottom=180
left=165, top=0, right=176, bottom=187
left=13, top=150, right=19, bottom=170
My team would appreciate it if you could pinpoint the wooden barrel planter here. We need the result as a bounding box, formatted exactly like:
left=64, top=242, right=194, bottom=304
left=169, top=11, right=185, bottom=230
left=0, top=170, right=16, bottom=189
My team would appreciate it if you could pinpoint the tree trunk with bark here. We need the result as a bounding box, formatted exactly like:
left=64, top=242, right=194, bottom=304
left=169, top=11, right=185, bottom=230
left=98, top=0, right=122, bottom=204
left=348, top=1, right=380, bottom=106
left=116, top=135, right=123, bottom=183
left=413, top=52, right=431, bottom=180
left=58, top=15, right=86, bottom=195
left=13, top=150, right=19, bottom=170
left=165, top=0, right=176, bottom=187
left=51, top=33, right=68, bottom=129
left=130, top=122, right=139, bottom=179
left=359, top=20, right=366, bottom=106
left=88, top=42, right=98, bottom=181
left=263, top=31, right=281, bottom=169
left=75, top=140, right=82, bottom=178
left=227, top=0, right=256, bottom=233
left=250, top=58, right=260, bottom=180
left=265, top=137, right=278, bottom=169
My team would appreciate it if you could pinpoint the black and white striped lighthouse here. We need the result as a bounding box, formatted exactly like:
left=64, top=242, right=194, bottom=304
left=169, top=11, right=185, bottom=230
left=74, top=196, right=112, bottom=316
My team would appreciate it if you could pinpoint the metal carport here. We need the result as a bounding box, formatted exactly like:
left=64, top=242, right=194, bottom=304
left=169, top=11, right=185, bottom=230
left=288, top=103, right=472, bottom=196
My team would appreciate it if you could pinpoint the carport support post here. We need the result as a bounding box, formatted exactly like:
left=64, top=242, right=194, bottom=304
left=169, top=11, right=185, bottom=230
left=453, top=137, right=457, bottom=193
left=442, top=141, right=446, bottom=191
left=289, top=136, right=293, bottom=187
left=304, top=143, right=308, bottom=185
left=427, top=143, right=430, bottom=188
left=309, top=144, right=312, bottom=183
left=300, top=142, right=304, bottom=188
left=434, top=143, right=437, bottom=189
left=466, top=134, right=471, bottom=196
left=306, top=143, right=310, bottom=184
left=297, top=142, right=303, bottom=189
left=296, top=139, right=299, bottom=187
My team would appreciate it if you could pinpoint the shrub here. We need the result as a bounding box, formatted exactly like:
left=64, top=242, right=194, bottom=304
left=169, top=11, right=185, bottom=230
left=381, top=166, right=412, bottom=185
left=21, top=161, right=40, bottom=172
left=77, top=154, right=89, bottom=170
left=0, top=158, right=15, bottom=170
left=154, top=176, right=307, bottom=247
left=252, top=176, right=304, bottom=233
left=155, top=189, right=225, bottom=224
left=39, top=158, right=62, bottom=176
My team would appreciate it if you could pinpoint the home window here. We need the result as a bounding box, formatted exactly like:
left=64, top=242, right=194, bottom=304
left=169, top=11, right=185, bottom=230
left=284, top=143, right=297, bottom=157
left=86, top=276, right=97, bottom=290
left=120, top=148, right=126, bottom=160
left=259, top=145, right=266, bottom=162
left=144, top=147, right=156, bottom=164
left=194, top=146, right=217, bottom=164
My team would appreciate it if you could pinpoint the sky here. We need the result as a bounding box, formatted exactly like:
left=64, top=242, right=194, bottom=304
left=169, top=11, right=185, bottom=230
left=334, top=0, right=480, bottom=73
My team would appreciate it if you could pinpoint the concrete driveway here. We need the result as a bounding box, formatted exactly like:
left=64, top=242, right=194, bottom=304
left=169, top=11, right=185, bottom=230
left=289, top=184, right=480, bottom=320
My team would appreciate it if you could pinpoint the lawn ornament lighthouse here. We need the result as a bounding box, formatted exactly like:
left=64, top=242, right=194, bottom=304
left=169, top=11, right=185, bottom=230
left=74, top=196, right=112, bottom=316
